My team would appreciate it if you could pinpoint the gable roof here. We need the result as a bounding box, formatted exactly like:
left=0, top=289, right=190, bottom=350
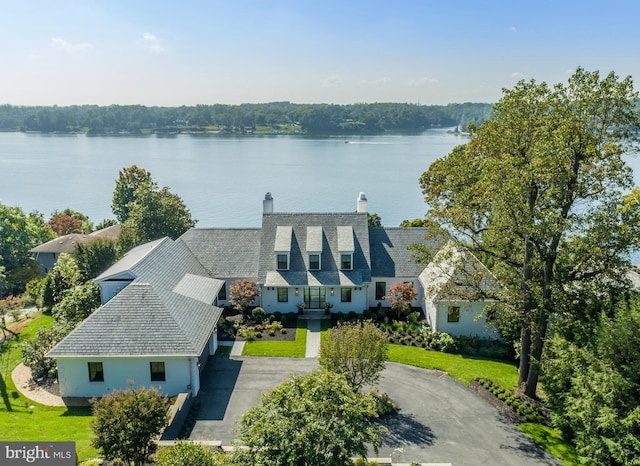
left=369, top=227, right=448, bottom=277
left=49, top=237, right=224, bottom=358
left=257, top=212, right=371, bottom=284
left=30, top=225, right=121, bottom=254
left=418, top=241, right=498, bottom=301
left=47, top=283, right=221, bottom=357
left=179, top=228, right=261, bottom=279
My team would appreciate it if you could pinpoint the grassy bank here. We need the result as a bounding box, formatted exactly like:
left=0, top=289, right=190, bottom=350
left=242, top=319, right=307, bottom=357
left=0, top=312, right=98, bottom=462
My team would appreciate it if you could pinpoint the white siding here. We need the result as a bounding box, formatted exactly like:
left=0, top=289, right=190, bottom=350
left=369, top=277, right=424, bottom=309
left=434, top=301, right=497, bottom=337
left=261, top=286, right=368, bottom=313
left=56, top=356, right=192, bottom=398
left=99, top=280, right=133, bottom=304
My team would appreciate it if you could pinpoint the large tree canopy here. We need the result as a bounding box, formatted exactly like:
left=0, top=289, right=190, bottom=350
left=113, top=166, right=196, bottom=250
left=0, top=204, right=55, bottom=296
left=111, top=165, right=152, bottom=224
left=419, top=68, right=640, bottom=397
left=234, top=370, right=385, bottom=466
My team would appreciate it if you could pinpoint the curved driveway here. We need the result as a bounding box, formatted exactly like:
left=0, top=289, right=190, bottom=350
left=190, top=356, right=561, bottom=465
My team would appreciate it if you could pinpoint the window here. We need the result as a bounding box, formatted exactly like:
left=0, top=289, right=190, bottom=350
left=277, top=253, right=289, bottom=270
left=217, top=282, right=227, bottom=301
left=375, top=282, right=386, bottom=300
left=340, top=253, right=352, bottom=270
left=447, top=306, right=460, bottom=323
left=277, top=287, right=288, bottom=302
left=150, top=362, right=166, bottom=382
left=341, top=288, right=352, bottom=302
left=309, top=254, right=320, bottom=271
left=88, top=362, right=104, bottom=382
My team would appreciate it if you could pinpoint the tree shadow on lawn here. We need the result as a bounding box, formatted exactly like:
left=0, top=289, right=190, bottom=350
left=0, top=371, right=14, bottom=411
left=498, top=422, right=561, bottom=465
left=379, top=412, right=436, bottom=448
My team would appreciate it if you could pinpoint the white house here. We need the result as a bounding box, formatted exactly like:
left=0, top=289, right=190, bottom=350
left=47, top=192, right=497, bottom=399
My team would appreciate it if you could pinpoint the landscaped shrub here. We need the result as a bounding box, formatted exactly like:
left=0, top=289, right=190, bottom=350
left=156, top=441, right=217, bottom=466
left=475, top=378, right=549, bottom=424
left=280, top=328, right=287, bottom=334
left=273, top=311, right=282, bottom=322
left=251, top=307, right=266, bottom=323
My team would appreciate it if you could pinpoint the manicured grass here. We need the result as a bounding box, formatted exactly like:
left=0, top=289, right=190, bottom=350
left=242, top=319, right=307, bottom=357
left=386, top=344, right=518, bottom=389
left=519, top=423, right=582, bottom=466
left=0, top=312, right=99, bottom=462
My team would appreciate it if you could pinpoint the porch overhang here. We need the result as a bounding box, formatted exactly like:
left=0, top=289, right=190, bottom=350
left=264, top=270, right=365, bottom=287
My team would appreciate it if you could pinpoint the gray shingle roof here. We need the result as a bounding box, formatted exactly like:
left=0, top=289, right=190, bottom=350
left=30, top=225, right=121, bottom=254
left=369, top=227, right=447, bottom=277
left=258, top=212, right=371, bottom=284
left=95, top=237, right=166, bottom=281
left=48, top=283, right=222, bottom=357
left=49, top=237, right=223, bottom=358
left=179, top=228, right=261, bottom=279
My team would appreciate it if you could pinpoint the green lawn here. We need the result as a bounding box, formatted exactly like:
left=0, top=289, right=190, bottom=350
left=0, top=312, right=99, bottom=462
left=242, top=319, right=307, bottom=357
left=519, top=423, right=582, bottom=465
left=386, top=344, right=518, bottom=389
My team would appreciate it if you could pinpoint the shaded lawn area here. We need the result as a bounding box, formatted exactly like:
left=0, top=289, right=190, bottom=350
left=242, top=319, right=307, bottom=357
left=0, top=312, right=98, bottom=462
left=386, top=344, right=518, bottom=389
left=519, top=423, right=581, bottom=466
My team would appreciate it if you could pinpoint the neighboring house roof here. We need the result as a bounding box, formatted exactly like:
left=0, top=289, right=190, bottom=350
left=179, top=228, right=261, bottom=279
left=418, top=241, right=498, bottom=301
left=88, top=224, right=122, bottom=240
left=30, top=225, right=121, bottom=254
left=369, top=227, right=447, bottom=277
left=47, top=282, right=222, bottom=357
left=49, top=237, right=224, bottom=358
left=257, top=212, right=371, bottom=285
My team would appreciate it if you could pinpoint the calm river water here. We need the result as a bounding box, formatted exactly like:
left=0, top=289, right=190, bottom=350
left=1, top=130, right=638, bottom=228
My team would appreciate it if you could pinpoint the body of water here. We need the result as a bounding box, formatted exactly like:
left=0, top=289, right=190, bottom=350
left=1, top=130, right=638, bottom=228
left=0, top=130, right=469, bottom=228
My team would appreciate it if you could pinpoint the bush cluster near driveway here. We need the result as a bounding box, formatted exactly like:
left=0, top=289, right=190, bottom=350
left=0, top=312, right=98, bottom=462
left=217, top=308, right=297, bottom=342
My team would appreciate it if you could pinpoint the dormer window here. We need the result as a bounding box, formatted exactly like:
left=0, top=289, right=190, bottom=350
left=275, top=225, right=292, bottom=271
left=309, top=254, right=320, bottom=271
left=337, top=226, right=354, bottom=270
left=277, top=253, right=289, bottom=270
left=340, top=253, right=352, bottom=270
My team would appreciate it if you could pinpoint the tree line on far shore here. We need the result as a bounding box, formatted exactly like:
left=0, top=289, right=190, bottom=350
left=0, top=101, right=492, bottom=134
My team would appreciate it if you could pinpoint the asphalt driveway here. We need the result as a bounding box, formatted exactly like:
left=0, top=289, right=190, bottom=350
left=189, top=356, right=561, bottom=465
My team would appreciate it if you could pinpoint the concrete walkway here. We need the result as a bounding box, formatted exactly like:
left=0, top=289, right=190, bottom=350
left=305, top=318, right=321, bottom=358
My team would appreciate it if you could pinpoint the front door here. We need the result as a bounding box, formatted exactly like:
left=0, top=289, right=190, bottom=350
left=303, top=287, right=326, bottom=309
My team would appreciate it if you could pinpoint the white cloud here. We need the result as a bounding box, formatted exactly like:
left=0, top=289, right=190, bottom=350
left=511, top=72, right=525, bottom=78
left=322, top=75, right=342, bottom=88
left=361, top=77, right=392, bottom=86
left=51, top=37, right=92, bottom=52
left=408, top=77, right=439, bottom=87
left=143, top=32, right=165, bottom=53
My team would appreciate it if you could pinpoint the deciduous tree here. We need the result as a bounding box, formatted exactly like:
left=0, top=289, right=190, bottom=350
left=47, top=214, right=82, bottom=235
left=228, top=279, right=260, bottom=313
left=73, top=238, right=119, bottom=281
left=384, top=282, right=418, bottom=318
left=234, top=370, right=385, bottom=466
left=320, top=320, right=387, bottom=389
left=91, top=386, right=167, bottom=466
left=419, top=68, right=640, bottom=397
left=111, top=165, right=152, bottom=223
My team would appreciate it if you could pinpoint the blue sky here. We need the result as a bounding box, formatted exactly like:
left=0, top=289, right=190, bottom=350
left=1, top=0, right=639, bottom=106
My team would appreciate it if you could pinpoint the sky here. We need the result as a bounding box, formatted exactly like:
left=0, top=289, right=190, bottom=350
left=1, top=0, right=639, bottom=106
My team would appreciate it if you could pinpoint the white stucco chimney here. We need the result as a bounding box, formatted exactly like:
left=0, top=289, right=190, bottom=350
left=357, top=192, right=368, bottom=213
left=263, top=192, right=274, bottom=213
